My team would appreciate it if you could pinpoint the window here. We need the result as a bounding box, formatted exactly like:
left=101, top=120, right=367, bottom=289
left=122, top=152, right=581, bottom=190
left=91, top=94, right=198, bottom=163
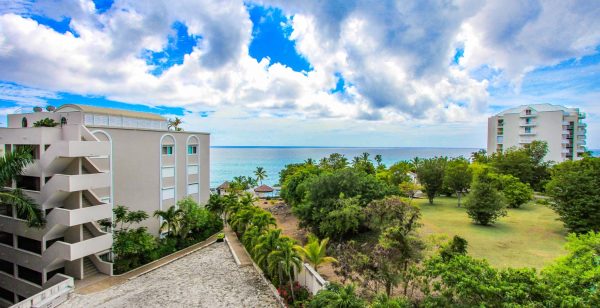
left=17, top=266, right=42, bottom=286
left=60, top=117, right=67, bottom=126
left=187, top=145, right=197, bottom=154
left=0, top=231, right=13, bottom=246
left=21, top=117, right=28, bottom=127
left=15, top=176, right=40, bottom=191
left=187, top=183, right=199, bottom=195
left=162, top=187, right=175, bottom=200
left=0, top=287, right=14, bottom=304
left=525, top=118, right=531, bottom=124
left=496, top=136, right=503, bottom=144
left=162, top=146, right=173, bottom=155
left=17, top=236, right=41, bottom=254
left=187, top=165, right=198, bottom=175
left=161, top=167, right=175, bottom=178
left=525, top=109, right=532, bottom=115
left=525, top=127, right=532, bottom=134
left=0, top=259, right=14, bottom=275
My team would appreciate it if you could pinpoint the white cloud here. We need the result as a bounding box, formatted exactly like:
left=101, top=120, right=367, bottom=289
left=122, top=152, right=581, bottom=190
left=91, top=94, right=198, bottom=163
left=0, top=0, right=598, bottom=147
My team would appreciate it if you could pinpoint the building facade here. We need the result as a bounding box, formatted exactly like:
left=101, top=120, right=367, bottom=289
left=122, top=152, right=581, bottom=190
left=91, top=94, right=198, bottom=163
left=0, top=104, right=209, bottom=306
left=487, top=104, right=587, bottom=162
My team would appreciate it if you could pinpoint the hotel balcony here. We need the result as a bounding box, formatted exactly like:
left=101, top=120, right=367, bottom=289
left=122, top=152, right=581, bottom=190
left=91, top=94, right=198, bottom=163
left=561, top=148, right=570, bottom=154
left=520, top=122, right=536, bottom=127
left=577, top=123, right=587, bottom=128
left=577, top=148, right=585, bottom=153
left=519, top=132, right=536, bottom=136
left=561, top=140, right=569, bottom=145
left=579, top=112, right=586, bottom=119
left=577, top=139, right=586, bottom=145
left=562, top=130, right=570, bottom=135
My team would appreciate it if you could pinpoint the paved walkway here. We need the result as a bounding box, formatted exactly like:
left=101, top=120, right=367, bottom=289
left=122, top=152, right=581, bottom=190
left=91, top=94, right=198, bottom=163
left=61, top=243, right=279, bottom=308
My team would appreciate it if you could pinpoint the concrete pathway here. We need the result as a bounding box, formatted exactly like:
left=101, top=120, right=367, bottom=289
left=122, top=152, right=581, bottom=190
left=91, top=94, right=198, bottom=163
left=61, top=243, right=279, bottom=308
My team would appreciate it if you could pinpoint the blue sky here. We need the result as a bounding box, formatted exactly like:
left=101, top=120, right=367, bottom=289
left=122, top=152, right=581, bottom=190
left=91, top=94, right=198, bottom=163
left=0, top=1, right=599, bottom=148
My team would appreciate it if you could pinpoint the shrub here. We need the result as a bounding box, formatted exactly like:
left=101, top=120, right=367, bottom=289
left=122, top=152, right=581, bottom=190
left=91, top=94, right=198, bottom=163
left=32, top=118, right=58, bottom=127
left=491, top=173, right=533, bottom=208
left=307, top=283, right=366, bottom=308
left=277, top=282, right=310, bottom=306
left=318, top=197, right=364, bottom=240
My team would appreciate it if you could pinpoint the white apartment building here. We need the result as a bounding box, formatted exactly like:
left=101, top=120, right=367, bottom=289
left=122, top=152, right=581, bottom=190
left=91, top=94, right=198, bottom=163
left=0, top=104, right=209, bottom=306
left=487, top=104, right=587, bottom=162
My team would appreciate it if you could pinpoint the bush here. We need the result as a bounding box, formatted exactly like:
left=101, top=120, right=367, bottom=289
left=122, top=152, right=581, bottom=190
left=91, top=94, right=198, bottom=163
left=277, top=282, right=310, bottom=307
left=307, top=283, right=366, bottom=308
left=33, top=117, right=58, bottom=127
left=464, top=171, right=507, bottom=225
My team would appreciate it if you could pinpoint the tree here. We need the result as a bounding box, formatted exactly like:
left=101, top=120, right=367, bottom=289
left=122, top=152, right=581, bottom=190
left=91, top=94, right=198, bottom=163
left=0, top=147, right=44, bottom=227
left=370, top=293, right=410, bottom=308
left=490, top=141, right=550, bottom=191
left=110, top=205, right=155, bottom=273
left=205, top=194, right=227, bottom=216
left=253, top=228, right=283, bottom=269
left=154, top=206, right=182, bottom=237
left=545, top=157, right=600, bottom=233
left=398, top=182, right=422, bottom=205
left=32, top=118, right=58, bottom=127
left=167, top=117, right=183, bottom=131
left=318, top=197, right=365, bottom=240
left=364, top=196, right=420, bottom=232
left=463, top=170, right=507, bottom=225
left=490, top=173, right=533, bottom=208
left=307, top=283, right=366, bottom=308
left=319, top=153, right=349, bottom=170
left=254, top=166, right=267, bottom=185
left=470, top=149, right=489, bottom=164
left=541, top=231, right=600, bottom=306
left=443, top=157, right=472, bottom=207
left=267, top=237, right=303, bottom=299
left=415, top=157, right=447, bottom=204
left=294, top=234, right=337, bottom=270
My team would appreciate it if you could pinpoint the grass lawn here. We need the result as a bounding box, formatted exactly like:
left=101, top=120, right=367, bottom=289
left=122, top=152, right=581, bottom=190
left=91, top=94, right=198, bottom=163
left=415, top=196, right=567, bottom=269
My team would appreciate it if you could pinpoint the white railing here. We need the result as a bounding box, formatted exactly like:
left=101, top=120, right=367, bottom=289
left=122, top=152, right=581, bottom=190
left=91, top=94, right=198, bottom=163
left=295, top=263, right=328, bottom=295
left=10, top=274, right=73, bottom=308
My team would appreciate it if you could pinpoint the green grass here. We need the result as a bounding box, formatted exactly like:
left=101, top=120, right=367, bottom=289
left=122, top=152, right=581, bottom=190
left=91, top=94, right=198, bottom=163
left=414, top=196, right=567, bottom=269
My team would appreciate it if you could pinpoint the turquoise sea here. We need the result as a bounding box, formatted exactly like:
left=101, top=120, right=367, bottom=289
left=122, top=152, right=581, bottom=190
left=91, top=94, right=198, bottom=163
left=210, top=147, right=600, bottom=188
left=209, top=147, right=480, bottom=188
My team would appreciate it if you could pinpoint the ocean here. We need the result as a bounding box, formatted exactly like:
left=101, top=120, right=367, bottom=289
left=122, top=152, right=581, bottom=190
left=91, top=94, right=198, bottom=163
left=209, top=147, right=480, bottom=188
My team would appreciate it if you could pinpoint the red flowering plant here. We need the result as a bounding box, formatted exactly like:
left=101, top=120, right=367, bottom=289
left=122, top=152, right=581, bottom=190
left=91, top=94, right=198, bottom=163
left=277, top=282, right=310, bottom=307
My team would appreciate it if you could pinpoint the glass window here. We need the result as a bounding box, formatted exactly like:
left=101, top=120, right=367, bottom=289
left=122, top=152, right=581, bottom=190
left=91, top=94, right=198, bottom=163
left=525, top=127, right=531, bottom=133
left=162, top=167, right=175, bottom=177
left=187, top=183, right=199, bottom=195
left=162, top=187, right=175, bottom=200
left=187, top=145, right=197, bottom=154
left=60, top=117, right=67, bottom=126
left=187, top=165, right=199, bottom=175
left=21, top=117, right=28, bottom=127
left=162, top=146, right=173, bottom=155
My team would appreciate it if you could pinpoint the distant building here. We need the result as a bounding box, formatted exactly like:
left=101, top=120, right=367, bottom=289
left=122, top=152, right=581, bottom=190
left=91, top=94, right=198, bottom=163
left=254, top=184, right=274, bottom=198
left=487, top=104, right=587, bottom=162
left=0, top=104, right=209, bottom=305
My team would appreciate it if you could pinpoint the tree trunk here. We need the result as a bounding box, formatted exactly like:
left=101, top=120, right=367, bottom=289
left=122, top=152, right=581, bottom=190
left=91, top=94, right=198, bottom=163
left=457, top=191, right=461, bottom=207
left=289, top=268, right=295, bottom=301
left=386, top=281, right=392, bottom=297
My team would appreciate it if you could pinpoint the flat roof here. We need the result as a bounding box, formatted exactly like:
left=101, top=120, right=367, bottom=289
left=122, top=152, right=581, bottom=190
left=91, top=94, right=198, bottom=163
left=496, top=103, right=578, bottom=116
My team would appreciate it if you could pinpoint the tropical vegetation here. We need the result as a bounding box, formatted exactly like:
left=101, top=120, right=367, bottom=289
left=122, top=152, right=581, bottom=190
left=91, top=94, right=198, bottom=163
left=0, top=146, right=44, bottom=227
left=107, top=197, right=222, bottom=273
left=32, top=117, right=58, bottom=127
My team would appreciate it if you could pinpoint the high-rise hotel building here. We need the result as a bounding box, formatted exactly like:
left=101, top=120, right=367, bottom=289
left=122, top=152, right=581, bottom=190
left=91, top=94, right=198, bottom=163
left=487, top=104, right=587, bottom=162
left=0, top=104, right=209, bottom=306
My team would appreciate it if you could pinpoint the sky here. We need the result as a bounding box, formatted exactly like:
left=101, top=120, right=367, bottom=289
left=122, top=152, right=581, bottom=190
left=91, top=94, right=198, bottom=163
left=0, top=0, right=598, bottom=148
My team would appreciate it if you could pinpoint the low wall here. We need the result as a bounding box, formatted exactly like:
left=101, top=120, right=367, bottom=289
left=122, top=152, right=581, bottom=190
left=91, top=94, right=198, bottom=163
left=295, top=263, right=328, bottom=295
left=11, top=274, right=73, bottom=308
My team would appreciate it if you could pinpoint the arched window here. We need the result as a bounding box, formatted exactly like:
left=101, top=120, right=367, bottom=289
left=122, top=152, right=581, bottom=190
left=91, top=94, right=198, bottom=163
left=60, top=117, right=67, bottom=126
left=21, top=117, right=28, bottom=127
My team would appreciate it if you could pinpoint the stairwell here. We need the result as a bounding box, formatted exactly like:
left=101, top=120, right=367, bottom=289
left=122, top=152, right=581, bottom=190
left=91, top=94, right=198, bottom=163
left=83, top=257, right=98, bottom=278
left=82, top=225, right=93, bottom=240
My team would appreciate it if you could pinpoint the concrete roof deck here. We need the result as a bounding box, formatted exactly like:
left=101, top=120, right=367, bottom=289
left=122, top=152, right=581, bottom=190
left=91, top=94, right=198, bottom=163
left=61, top=243, right=279, bottom=308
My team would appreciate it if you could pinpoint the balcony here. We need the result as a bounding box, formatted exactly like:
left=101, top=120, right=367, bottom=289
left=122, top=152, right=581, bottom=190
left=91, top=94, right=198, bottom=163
left=579, top=112, right=586, bottom=119
left=561, top=140, right=569, bottom=144
left=577, top=123, right=587, bottom=128
left=562, top=130, right=570, bottom=135
left=519, top=132, right=536, bottom=136
left=577, top=148, right=585, bottom=153
left=519, top=139, right=534, bottom=144
left=41, top=141, right=110, bottom=174
left=561, top=149, right=570, bottom=154
left=577, top=139, right=586, bottom=145
left=520, top=121, right=536, bottom=127
left=562, top=121, right=570, bottom=126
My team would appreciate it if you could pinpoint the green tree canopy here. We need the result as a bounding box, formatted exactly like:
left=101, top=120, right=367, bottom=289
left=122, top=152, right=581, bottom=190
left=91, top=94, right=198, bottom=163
left=546, top=157, right=600, bottom=233
left=415, top=157, right=447, bottom=204
left=463, top=170, right=507, bottom=225
left=443, top=157, right=472, bottom=207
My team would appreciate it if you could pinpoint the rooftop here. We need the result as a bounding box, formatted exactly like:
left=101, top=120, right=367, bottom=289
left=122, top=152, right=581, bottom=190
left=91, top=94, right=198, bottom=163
left=496, top=104, right=579, bottom=116
left=55, top=104, right=166, bottom=121
left=254, top=184, right=274, bottom=193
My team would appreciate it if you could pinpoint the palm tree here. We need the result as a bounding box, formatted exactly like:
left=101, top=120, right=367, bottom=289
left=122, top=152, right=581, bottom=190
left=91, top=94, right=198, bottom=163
left=360, top=152, right=370, bottom=162
left=249, top=211, right=276, bottom=233
left=252, top=229, right=282, bottom=269
left=229, top=207, right=259, bottom=233
left=374, top=154, right=383, bottom=166
left=304, top=158, right=315, bottom=165
left=153, top=206, right=182, bottom=237
left=267, top=237, right=303, bottom=300
left=254, top=167, right=267, bottom=185
left=0, top=147, right=44, bottom=227
left=294, top=234, right=337, bottom=271
left=167, top=117, right=183, bottom=131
